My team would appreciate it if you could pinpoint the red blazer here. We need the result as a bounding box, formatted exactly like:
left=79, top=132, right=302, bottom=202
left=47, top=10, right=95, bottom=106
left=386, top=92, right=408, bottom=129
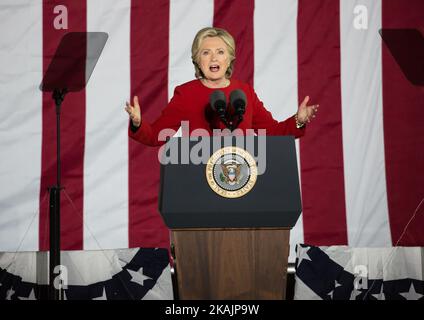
left=129, top=79, right=305, bottom=146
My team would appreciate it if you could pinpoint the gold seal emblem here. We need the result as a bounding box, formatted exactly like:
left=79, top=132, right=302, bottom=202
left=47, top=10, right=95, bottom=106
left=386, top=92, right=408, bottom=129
left=206, top=146, right=258, bottom=198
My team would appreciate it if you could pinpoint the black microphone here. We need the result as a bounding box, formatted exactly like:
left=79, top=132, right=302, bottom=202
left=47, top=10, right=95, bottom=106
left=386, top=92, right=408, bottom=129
left=230, top=89, right=247, bottom=129
left=230, top=89, right=247, bottom=115
left=209, top=90, right=230, bottom=129
left=210, top=90, right=227, bottom=117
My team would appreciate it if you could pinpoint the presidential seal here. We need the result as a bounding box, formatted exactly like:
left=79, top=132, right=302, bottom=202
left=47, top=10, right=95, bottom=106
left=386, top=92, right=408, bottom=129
left=206, top=146, right=257, bottom=198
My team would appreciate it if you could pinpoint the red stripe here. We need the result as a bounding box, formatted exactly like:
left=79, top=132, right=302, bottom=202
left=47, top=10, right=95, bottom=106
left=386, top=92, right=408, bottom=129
left=297, top=0, right=348, bottom=245
left=213, top=0, right=254, bottom=86
left=382, top=1, right=424, bottom=246
left=129, top=0, right=170, bottom=248
left=40, top=0, right=86, bottom=250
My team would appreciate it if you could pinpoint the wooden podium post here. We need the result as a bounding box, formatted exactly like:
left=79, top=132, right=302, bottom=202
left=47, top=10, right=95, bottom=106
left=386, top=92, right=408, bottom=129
left=171, top=228, right=290, bottom=300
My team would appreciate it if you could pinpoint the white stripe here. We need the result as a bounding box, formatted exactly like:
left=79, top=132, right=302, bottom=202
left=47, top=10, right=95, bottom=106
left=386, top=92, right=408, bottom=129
left=340, top=0, right=391, bottom=246
left=168, top=0, right=214, bottom=100
left=254, top=0, right=303, bottom=262
left=0, top=0, right=42, bottom=251
left=84, top=0, right=130, bottom=249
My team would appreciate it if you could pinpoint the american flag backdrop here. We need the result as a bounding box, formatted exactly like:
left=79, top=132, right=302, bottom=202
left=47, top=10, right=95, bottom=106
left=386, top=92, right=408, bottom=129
left=0, top=0, right=423, bottom=263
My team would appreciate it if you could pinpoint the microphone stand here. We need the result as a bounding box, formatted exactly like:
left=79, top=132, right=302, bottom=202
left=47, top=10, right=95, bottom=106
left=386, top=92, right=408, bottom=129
left=218, top=113, right=231, bottom=130
left=230, top=114, right=244, bottom=131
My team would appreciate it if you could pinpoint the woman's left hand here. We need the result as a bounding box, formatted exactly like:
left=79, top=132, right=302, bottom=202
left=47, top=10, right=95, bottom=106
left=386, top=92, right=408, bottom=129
left=297, top=96, right=319, bottom=124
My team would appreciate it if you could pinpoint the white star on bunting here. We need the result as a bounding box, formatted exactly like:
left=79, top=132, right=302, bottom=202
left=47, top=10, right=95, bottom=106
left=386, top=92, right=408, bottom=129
left=6, top=288, right=15, bottom=300
left=92, top=287, right=107, bottom=300
left=127, top=268, right=152, bottom=286
left=328, top=280, right=342, bottom=299
left=297, top=247, right=312, bottom=267
left=349, top=289, right=362, bottom=300
left=17, top=288, right=36, bottom=300
left=371, top=284, right=385, bottom=300
left=399, top=283, right=423, bottom=300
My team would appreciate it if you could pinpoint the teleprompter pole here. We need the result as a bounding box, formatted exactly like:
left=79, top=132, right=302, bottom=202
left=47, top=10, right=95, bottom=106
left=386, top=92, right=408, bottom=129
left=48, top=88, right=67, bottom=300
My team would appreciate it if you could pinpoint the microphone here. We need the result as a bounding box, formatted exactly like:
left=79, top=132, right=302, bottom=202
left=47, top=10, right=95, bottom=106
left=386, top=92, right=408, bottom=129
left=230, top=89, right=247, bottom=115
left=210, top=90, right=227, bottom=116
left=229, top=89, right=247, bottom=129
left=209, top=90, right=229, bottom=128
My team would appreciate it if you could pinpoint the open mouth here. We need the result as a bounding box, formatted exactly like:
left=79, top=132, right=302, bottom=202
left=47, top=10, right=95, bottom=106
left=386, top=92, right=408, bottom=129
left=209, top=65, right=220, bottom=72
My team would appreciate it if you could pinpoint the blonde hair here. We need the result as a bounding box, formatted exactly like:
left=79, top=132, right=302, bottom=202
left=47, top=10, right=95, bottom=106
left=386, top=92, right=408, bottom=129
left=191, top=27, right=236, bottom=79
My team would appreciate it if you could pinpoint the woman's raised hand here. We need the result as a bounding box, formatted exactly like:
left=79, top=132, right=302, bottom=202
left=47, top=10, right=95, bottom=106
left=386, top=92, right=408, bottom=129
left=125, top=96, right=142, bottom=127
left=297, top=96, right=319, bottom=124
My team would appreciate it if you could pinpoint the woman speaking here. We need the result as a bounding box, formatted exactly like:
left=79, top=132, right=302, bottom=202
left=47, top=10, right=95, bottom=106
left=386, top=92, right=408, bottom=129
left=125, top=27, right=318, bottom=145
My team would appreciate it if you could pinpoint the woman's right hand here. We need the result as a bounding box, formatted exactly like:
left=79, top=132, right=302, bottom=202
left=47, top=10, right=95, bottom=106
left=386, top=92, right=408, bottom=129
left=125, top=95, right=142, bottom=127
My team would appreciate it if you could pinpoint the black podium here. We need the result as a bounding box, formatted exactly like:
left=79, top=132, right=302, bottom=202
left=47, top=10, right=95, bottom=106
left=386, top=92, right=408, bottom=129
left=159, top=136, right=302, bottom=300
